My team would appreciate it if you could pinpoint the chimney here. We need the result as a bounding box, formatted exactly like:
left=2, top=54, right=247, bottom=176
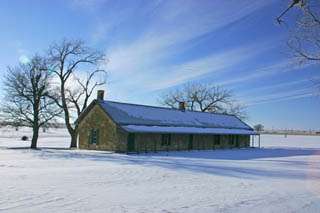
left=97, top=90, right=105, bottom=101
left=178, top=101, right=186, bottom=111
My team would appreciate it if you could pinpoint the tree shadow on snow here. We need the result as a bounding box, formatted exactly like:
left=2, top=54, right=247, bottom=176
left=24, top=147, right=320, bottom=180
left=144, top=147, right=320, bottom=160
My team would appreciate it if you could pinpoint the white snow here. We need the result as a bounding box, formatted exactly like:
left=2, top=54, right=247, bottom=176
left=122, top=125, right=255, bottom=135
left=0, top=129, right=320, bottom=213
left=0, top=127, right=69, bottom=148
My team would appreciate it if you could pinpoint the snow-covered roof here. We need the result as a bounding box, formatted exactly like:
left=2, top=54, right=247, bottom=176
left=98, top=101, right=254, bottom=134
left=122, top=125, right=256, bottom=135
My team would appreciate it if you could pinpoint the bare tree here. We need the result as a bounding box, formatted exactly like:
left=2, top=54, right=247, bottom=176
left=277, top=1, right=320, bottom=63
left=159, top=83, right=247, bottom=119
left=276, top=0, right=306, bottom=24
left=254, top=124, right=264, bottom=132
left=47, top=39, right=106, bottom=148
left=1, top=56, right=62, bottom=149
left=277, top=0, right=320, bottom=93
left=65, top=70, right=106, bottom=116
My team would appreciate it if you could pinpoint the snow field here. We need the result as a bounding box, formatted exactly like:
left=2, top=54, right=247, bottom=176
left=0, top=128, right=320, bottom=212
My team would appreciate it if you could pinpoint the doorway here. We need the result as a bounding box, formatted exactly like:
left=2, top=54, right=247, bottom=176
left=188, top=134, right=194, bottom=150
left=127, top=133, right=135, bottom=152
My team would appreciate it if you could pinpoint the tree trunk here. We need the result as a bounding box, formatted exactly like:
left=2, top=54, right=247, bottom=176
left=70, top=132, right=77, bottom=148
left=31, top=125, right=39, bottom=149
left=31, top=100, right=40, bottom=149
left=60, top=81, right=77, bottom=148
left=69, top=125, right=79, bottom=148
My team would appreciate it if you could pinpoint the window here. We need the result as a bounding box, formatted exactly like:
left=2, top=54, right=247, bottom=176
left=214, top=135, right=220, bottom=145
left=229, top=135, right=238, bottom=147
left=161, top=134, right=171, bottom=146
left=89, top=128, right=100, bottom=144
left=229, top=135, right=234, bottom=146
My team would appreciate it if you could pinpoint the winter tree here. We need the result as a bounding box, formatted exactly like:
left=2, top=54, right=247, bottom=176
left=159, top=83, right=247, bottom=120
left=254, top=124, right=264, bottom=132
left=2, top=56, right=62, bottom=148
left=277, top=0, right=320, bottom=91
left=47, top=39, right=107, bottom=148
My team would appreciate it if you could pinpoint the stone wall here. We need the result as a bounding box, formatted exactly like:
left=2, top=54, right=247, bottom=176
left=134, top=133, right=199, bottom=152
left=132, top=133, right=250, bottom=153
left=78, top=105, right=127, bottom=152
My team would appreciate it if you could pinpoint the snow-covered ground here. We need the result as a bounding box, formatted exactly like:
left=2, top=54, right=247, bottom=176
left=0, top=128, right=320, bottom=213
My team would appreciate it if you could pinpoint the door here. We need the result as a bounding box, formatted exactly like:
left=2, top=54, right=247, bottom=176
left=235, top=135, right=240, bottom=148
left=188, top=134, right=194, bottom=150
left=127, top=133, right=135, bottom=152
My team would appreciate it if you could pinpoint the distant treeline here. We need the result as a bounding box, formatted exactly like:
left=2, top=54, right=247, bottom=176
left=0, top=122, right=66, bottom=129
left=261, top=130, right=320, bottom=136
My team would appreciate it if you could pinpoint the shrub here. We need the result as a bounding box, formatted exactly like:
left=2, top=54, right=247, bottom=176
left=21, top=136, right=28, bottom=141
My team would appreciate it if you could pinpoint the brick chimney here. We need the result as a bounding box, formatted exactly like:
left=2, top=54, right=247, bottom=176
left=97, top=90, right=105, bottom=101
left=178, top=101, right=186, bottom=111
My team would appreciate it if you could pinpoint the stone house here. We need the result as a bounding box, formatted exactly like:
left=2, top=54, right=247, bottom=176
left=77, top=90, right=256, bottom=153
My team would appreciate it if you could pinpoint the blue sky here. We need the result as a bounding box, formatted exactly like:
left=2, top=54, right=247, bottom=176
left=0, top=0, right=319, bottom=130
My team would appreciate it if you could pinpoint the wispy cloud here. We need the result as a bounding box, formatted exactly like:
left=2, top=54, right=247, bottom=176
left=141, top=42, right=274, bottom=91
left=218, top=60, right=312, bottom=87
left=237, top=78, right=318, bottom=98
left=70, top=0, right=109, bottom=11
left=105, top=39, right=275, bottom=102
left=103, top=0, right=274, bottom=99
left=245, top=88, right=316, bottom=106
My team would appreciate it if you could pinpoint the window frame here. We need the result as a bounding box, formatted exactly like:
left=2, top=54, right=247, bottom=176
left=161, top=134, right=171, bottom=146
left=89, top=128, right=100, bottom=145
